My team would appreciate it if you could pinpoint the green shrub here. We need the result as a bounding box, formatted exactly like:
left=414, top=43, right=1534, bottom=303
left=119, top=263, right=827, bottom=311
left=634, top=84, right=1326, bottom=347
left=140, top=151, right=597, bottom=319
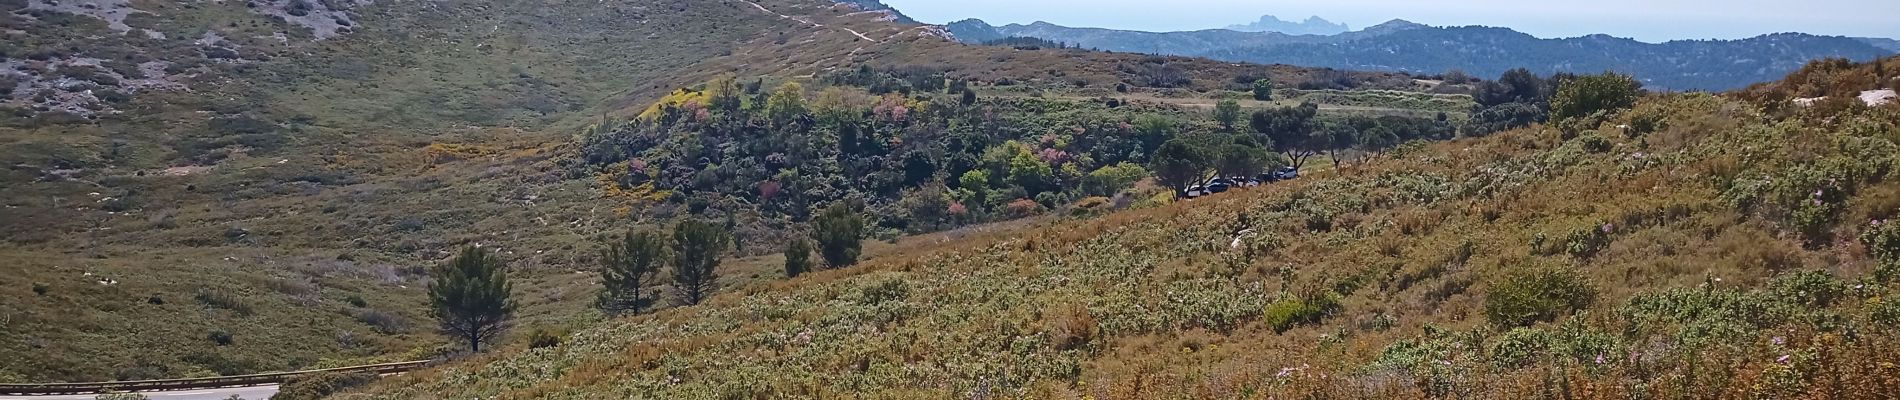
left=1577, top=133, right=1612, bottom=153
left=1487, top=327, right=1552, bottom=367
left=207, top=329, right=235, bottom=346
left=1863, top=221, right=1900, bottom=283
left=1551, top=72, right=1641, bottom=124
left=195, top=290, right=254, bottom=316
left=345, top=295, right=368, bottom=308
left=31, top=282, right=48, bottom=296
left=271, top=371, right=378, bottom=400
left=1263, top=292, right=1340, bottom=333
left=1617, top=285, right=1803, bottom=346
left=527, top=327, right=567, bottom=349
left=1768, top=270, right=1846, bottom=307
left=1484, top=265, right=1596, bottom=327
left=94, top=393, right=149, bottom=400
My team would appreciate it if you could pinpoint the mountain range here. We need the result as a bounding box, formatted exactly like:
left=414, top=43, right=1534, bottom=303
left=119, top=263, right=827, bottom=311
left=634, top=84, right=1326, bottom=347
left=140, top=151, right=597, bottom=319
left=1223, top=15, right=1349, bottom=35
left=946, top=18, right=1897, bottom=91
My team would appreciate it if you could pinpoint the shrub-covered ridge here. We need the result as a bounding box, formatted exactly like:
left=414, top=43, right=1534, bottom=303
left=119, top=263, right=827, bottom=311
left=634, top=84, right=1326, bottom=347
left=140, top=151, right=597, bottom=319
left=345, top=57, right=1900, bottom=399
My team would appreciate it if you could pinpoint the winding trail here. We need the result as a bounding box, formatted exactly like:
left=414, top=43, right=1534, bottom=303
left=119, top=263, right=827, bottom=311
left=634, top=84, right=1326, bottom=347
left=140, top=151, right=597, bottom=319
left=737, top=0, right=878, bottom=42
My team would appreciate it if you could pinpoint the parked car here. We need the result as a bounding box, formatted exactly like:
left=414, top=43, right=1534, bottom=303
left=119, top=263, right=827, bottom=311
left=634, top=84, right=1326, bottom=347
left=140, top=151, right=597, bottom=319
left=1276, top=167, right=1300, bottom=180
left=1207, top=181, right=1230, bottom=193
left=1186, top=185, right=1207, bottom=198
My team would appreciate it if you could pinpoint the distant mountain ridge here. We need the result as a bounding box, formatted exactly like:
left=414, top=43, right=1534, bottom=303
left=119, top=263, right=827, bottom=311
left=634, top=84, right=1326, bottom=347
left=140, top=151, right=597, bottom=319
left=1224, top=15, right=1349, bottom=35
left=1860, top=37, right=1900, bottom=52
left=945, top=19, right=1895, bottom=91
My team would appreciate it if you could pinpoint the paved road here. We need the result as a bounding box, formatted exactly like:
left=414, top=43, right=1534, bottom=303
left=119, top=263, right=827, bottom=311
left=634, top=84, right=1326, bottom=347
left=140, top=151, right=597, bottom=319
left=0, top=385, right=276, bottom=400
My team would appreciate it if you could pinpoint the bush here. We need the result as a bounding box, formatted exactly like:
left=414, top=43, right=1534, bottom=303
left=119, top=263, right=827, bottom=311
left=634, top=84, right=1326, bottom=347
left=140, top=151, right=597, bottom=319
left=1577, top=133, right=1612, bottom=153
left=526, top=327, right=566, bottom=349
left=94, top=394, right=149, bottom=400
left=1484, top=265, right=1596, bottom=327
left=352, top=309, right=412, bottom=334
left=1080, top=162, right=1147, bottom=197
left=207, top=330, right=234, bottom=346
left=271, top=371, right=378, bottom=400
left=1767, top=270, right=1846, bottom=307
left=1550, top=72, right=1641, bottom=123
left=1864, top=221, right=1900, bottom=283
left=344, top=295, right=368, bottom=308
left=195, top=290, right=254, bottom=316
left=31, top=282, right=48, bottom=296
left=1262, top=292, right=1340, bottom=333
left=1487, top=327, right=1552, bottom=367
left=1004, top=198, right=1043, bottom=218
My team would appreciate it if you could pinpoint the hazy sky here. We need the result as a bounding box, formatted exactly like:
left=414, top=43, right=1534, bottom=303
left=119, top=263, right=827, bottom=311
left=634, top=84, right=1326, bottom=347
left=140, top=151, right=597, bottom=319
left=882, top=0, right=1898, bottom=42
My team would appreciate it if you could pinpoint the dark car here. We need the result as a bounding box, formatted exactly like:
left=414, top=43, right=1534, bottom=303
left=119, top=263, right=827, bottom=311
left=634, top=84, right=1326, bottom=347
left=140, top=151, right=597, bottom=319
left=1256, top=172, right=1281, bottom=183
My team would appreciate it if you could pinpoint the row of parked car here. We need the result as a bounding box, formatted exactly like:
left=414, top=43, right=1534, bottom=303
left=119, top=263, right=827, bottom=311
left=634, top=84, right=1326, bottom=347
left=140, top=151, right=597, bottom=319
left=1185, top=167, right=1299, bottom=198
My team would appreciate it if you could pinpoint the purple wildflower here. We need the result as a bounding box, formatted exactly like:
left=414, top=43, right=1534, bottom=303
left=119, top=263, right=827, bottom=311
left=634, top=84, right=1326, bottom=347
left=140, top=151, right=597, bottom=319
left=1772, top=336, right=1785, bottom=346
left=1777, top=355, right=1792, bottom=364
left=1595, top=354, right=1606, bottom=364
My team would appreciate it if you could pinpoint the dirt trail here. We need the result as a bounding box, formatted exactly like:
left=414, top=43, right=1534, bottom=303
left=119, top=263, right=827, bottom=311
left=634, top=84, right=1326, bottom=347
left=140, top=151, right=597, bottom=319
left=738, top=0, right=879, bottom=42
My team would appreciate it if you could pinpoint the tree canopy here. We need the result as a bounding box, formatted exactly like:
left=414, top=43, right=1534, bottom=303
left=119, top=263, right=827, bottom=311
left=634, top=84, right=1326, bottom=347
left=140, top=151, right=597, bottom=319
left=671, top=220, right=730, bottom=305
left=1150, top=139, right=1214, bottom=198
left=811, top=203, right=867, bottom=269
left=428, top=247, right=516, bottom=353
left=597, top=229, right=667, bottom=315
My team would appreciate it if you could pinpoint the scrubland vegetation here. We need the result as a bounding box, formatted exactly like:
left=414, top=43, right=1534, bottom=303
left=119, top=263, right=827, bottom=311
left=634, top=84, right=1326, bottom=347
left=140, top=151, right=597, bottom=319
left=341, top=59, right=1900, bottom=399
left=0, top=0, right=1469, bottom=383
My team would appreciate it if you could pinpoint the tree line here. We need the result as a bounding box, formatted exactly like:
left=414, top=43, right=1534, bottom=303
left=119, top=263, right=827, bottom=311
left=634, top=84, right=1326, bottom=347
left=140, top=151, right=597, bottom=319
left=426, top=203, right=868, bottom=353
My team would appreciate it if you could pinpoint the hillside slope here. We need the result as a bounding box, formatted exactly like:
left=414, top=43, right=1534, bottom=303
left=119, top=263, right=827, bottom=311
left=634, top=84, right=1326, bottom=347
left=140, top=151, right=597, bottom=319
left=946, top=19, right=1895, bottom=91
left=341, top=60, right=1900, bottom=398
left=0, top=0, right=1445, bottom=383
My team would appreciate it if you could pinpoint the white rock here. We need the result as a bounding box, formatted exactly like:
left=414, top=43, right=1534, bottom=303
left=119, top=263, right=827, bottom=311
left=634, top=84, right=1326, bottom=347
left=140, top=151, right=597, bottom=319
left=1860, top=89, right=1897, bottom=107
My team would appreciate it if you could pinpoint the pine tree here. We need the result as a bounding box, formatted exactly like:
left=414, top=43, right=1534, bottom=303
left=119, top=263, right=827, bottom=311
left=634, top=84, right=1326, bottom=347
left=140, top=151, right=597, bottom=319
left=671, top=220, right=730, bottom=305
left=784, top=238, right=813, bottom=278
left=811, top=203, right=866, bottom=269
left=597, top=229, right=666, bottom=315
left=1214, top=96, right=1242, bottom=131
left=428, top=247, right=516, bottom=353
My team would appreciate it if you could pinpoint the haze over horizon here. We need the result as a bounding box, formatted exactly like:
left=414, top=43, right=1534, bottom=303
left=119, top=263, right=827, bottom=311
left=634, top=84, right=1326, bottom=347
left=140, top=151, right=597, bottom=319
left=883, top=0, right=1899, bottom=42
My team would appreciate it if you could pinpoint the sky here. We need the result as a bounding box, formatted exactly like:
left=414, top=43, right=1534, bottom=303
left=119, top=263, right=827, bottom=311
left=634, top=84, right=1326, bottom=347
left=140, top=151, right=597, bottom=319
left=881, top=0, right=1898, bottom=42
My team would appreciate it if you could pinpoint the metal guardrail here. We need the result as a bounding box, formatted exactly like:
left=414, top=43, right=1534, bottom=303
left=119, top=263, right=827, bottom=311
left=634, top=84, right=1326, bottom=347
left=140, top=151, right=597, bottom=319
left=0, top=361, right=431, bottom=395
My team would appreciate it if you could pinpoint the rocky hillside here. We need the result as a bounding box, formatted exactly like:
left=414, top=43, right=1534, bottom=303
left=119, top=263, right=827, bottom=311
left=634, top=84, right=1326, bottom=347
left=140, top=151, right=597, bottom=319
left=339, top=58, right=1900, bottom=399
left=946, top=19, right=1895, bottom=91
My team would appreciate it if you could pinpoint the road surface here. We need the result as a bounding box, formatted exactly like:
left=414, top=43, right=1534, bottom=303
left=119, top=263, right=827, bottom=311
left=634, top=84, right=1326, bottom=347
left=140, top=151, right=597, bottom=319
left=0, top=385, right=276, bottom=400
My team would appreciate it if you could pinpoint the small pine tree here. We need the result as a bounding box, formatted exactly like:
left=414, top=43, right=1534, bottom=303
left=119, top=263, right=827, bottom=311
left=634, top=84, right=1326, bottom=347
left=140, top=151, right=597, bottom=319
left=784, top=238, right=813, bottom=278
left=671, top=220, right=730, bottom=305
left=428, top=247, right=516, bottom=353
left=597, top=229, right=666, bottom=315
left=811, top=203, right=866, bottom=269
